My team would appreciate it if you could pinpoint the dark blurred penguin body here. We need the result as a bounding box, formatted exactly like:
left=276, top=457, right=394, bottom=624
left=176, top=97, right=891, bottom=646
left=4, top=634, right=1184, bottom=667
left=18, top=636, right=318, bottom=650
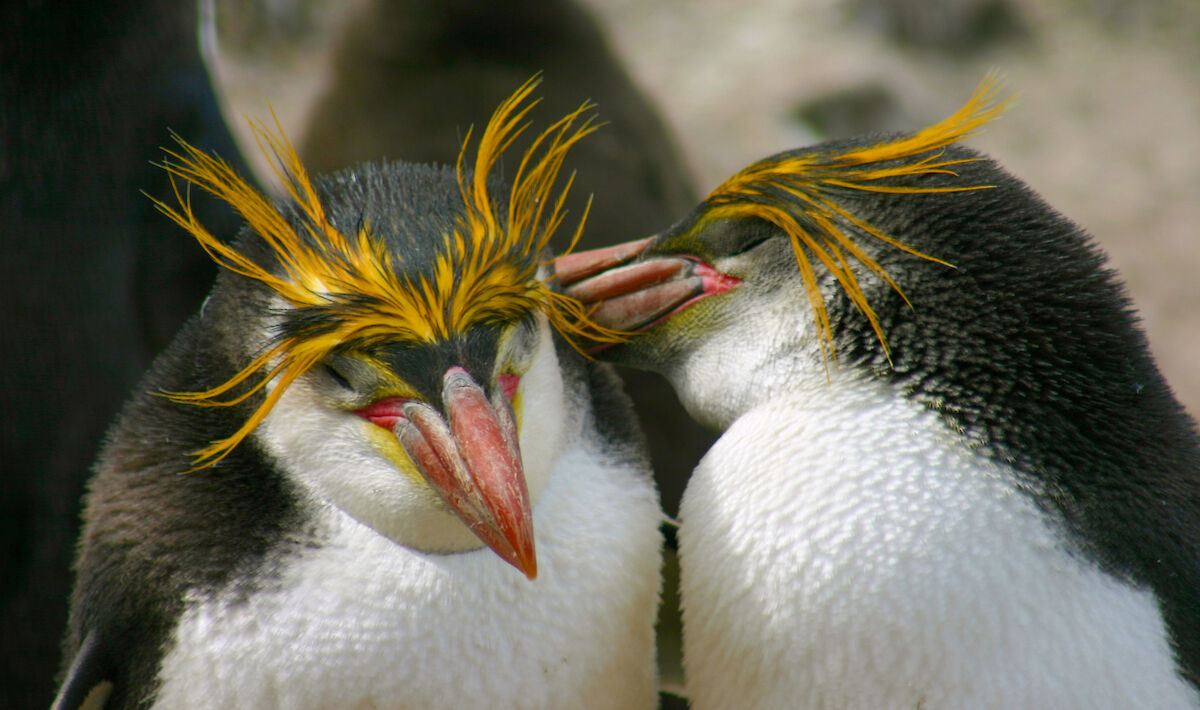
left=1, top=4, right=249, bottom=702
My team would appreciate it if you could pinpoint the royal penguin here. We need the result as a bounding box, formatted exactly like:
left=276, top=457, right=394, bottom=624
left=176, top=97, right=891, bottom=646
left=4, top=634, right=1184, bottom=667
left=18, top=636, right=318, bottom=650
left=556, top=79, right=1200, bottom=709
left=54, top=80, right=663, bottom=710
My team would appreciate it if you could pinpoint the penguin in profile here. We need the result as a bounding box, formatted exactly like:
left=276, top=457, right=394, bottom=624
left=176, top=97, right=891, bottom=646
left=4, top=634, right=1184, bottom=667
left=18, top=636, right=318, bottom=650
left=54, top=79, right=663, bottom=710
left=557, top=79, right=1200, bottom=708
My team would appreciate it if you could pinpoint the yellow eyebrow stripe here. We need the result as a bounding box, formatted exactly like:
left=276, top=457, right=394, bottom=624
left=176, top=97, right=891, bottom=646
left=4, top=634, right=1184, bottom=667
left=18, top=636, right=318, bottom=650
left=703, top=75, right=1011, bottom=368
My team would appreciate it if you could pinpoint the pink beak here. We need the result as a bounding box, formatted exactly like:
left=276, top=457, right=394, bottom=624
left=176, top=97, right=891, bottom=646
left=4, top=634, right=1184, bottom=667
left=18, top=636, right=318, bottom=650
left=355, top=367, right=536, bottom=579
left=555, top=237, right=741, bottom=335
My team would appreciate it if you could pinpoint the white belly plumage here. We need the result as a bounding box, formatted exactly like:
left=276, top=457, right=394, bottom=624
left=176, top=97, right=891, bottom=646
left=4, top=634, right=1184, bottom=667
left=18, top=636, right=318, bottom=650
left=154, top=444, right=662, bottom=710
left=678, top=375, right=1197, bottom=709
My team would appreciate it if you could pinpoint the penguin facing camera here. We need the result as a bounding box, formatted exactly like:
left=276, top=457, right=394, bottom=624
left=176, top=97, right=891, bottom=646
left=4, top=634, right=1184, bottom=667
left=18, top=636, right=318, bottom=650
left=54, top=80, right=664, bottom=710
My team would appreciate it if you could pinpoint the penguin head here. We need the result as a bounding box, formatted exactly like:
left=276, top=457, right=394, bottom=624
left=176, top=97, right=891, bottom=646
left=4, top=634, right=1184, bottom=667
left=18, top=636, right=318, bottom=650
left=152, top=78, right=617, bottom=579
left=556, top=78, right=1012, bottom=429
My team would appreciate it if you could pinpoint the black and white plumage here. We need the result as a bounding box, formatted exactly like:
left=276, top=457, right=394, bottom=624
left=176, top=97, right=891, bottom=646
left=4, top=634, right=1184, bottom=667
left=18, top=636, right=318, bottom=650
left=54, top=84, right=662, bottom=710
left=559, top=83, right=1200, bottom=708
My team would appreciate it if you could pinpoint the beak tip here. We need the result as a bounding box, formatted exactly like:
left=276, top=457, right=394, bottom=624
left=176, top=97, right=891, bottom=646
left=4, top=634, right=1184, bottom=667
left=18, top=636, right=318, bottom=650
left=489, top=535, right=537, bottom=579
left=503, top=525, right=538, bottom=580
left=521, top=560, right=538, bottom=581
left=519, top=543, right=538, bottom=580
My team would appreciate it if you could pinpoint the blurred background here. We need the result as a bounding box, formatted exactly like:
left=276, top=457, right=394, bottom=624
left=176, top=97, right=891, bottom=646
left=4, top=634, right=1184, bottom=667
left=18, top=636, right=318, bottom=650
left=4, top=0, right=1197, bottom=706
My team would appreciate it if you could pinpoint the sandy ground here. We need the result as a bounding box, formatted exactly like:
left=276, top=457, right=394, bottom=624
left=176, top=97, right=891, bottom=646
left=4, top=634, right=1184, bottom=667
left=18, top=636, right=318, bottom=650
left=215, top=0, right=1200, bottom=418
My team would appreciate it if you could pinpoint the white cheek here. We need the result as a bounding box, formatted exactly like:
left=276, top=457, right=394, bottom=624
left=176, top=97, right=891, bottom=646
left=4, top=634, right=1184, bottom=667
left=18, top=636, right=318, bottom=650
left=515, top=315, right=568, bottom=507
left=257, top=376, right=484, bottom=554
left=671, top=287, right=823, bottom=428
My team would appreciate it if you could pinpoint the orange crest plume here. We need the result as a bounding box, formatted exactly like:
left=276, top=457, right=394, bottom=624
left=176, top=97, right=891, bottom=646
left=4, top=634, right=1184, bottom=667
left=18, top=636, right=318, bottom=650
left=703, top=75, right=1011, bottom=365
left=150, top=76, right=620, bottom=469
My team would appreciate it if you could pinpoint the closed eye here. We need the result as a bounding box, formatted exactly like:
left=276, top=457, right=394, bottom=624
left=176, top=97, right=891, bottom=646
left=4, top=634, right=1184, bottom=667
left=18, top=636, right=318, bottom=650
left=673, top=217, right=776, bottom=260
left=730, top=231, right=772, bottom=256
left=323, top=362, right=355, bottom=391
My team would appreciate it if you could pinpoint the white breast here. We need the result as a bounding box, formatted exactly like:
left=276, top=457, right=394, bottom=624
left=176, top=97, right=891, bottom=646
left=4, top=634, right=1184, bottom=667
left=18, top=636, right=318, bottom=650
left=678, top=372, right=1198, bottom=710
left=153, top=440, right=663, bottom=710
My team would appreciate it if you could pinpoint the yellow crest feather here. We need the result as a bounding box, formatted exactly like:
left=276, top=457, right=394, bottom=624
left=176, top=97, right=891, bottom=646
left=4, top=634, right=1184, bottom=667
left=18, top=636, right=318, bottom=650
left=705, top=75, right=1011, bottom=366
left=151, top=76, right=621, bottom=470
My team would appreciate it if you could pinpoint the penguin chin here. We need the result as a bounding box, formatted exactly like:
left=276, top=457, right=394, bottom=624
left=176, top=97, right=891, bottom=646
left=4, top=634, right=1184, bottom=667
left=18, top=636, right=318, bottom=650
left=650, top=280, right=821, bottom=430
left=364, top=502, right=493, bottom=556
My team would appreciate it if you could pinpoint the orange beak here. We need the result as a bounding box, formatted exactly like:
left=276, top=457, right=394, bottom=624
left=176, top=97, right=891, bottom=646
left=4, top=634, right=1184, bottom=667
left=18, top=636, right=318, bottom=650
left=357, top=367, right=536, bottom=579
left=555, top=237, right=741, bottom=337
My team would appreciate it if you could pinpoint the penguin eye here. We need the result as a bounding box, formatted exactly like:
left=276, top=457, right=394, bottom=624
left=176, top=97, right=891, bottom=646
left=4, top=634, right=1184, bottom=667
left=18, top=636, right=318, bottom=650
left=728, top=219, right=779, bottom=256
left=696, top=218, right=776, bottom=259
left=323, top=362, right=355, bottom=391
left=322, top=352, right=391, bottom=396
